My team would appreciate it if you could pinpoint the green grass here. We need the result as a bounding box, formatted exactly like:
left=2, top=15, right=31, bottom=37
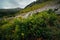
left=16, top=1, right=52, bottom=15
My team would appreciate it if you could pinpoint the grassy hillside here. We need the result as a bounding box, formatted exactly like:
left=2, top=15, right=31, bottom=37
left=18, top=1, right=50, bottom=14
left=17, top=0, right=56, bottom=15
left=0, top=10, right=60, bottom=40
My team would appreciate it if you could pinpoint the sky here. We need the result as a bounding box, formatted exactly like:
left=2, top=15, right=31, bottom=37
left=0, top=0, right=36, bottom=9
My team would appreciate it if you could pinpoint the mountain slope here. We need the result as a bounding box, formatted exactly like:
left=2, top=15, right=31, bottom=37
left=18, top=0, right=60, bottom=14
left=25, top=0, right=51, bottom=8
left=15, top=0, right=60, bottom=18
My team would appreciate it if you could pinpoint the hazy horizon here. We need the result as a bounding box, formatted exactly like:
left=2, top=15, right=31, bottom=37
left=0, top=0, right=36, bottom=9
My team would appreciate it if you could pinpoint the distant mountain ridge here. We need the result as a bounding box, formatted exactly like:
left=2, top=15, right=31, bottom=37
left=0, top=8, right=22, bottom=17
left=0, top=8, right=22, bottom=13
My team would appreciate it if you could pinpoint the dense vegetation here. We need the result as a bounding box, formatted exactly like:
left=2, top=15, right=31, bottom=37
left=0, top=10, right=60, bottom=40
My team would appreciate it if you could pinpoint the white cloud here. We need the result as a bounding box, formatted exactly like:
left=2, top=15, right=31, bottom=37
left=0, top=0, right=36, bottom=9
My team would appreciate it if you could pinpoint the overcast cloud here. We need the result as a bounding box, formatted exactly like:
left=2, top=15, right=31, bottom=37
left=0, top=0, right=36, bottom=9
